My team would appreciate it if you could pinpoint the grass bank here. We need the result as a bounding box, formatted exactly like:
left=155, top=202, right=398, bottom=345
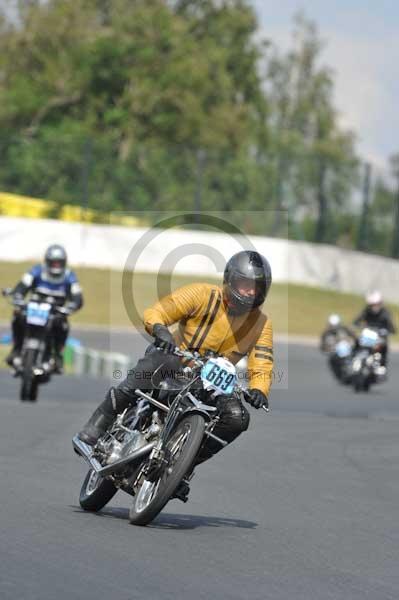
left=1, top=261, right=398, bottom=340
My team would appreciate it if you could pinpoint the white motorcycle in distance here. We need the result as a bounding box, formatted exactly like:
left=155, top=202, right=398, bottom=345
left=2, top=288, right=70, bottom=402
left=320, top=330, right=355, bottom=384
left=350, top=327, right=388, bottom=393
left=329, top=339, right=354, bottom=384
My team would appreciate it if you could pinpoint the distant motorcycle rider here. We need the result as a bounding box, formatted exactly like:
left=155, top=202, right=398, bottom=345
left=6, top=245, right=83, bottom=371
left=320, top=314, right=355, bottom=353
left=353, top=291, right=396, bottom=366
left=78, top=251, right=273, bottom=501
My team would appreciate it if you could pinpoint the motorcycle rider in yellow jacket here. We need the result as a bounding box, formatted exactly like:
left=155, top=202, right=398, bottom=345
left=78, top=251, right=273, bottom=500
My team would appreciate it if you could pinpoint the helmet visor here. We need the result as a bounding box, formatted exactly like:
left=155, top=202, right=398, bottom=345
left=231, top=275, right=257, bottom=299
left=225, top=273, right=266, bottom=313
left=47, top=259, right=65, bottom=275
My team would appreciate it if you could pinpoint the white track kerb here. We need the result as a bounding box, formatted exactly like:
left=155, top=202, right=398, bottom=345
left=67, top=344, right=252, bottom=380
left=71, top=345, right=131, bottom=378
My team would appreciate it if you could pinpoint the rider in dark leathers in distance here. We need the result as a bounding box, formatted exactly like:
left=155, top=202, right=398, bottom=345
left=78, top=251, right=273, bottom=502
left=320, top=314, right=356, bottom=353
left=6, top=245, right=83, bottom=371
left=353, top=291, right=396, bottom=366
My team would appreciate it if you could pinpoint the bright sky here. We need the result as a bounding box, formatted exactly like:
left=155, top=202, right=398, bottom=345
left=251, top=0, right=398, bottom=167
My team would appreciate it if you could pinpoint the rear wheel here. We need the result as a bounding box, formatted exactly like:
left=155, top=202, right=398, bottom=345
left=129, top=414, right=205, bottom=526
left=79, top=469, right=117, bottom=512
left=20, top=348, right=39, bottom=402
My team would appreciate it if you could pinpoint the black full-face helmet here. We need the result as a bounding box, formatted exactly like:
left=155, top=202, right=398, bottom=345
left=223, top=250, right=272, bottom=314
left=44, top=244, right=67, bottom=280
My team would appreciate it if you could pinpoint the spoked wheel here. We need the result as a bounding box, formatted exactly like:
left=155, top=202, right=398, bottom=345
left=20, top=349, right=39, bottom=402
left=129, top=414, right=205, bottom=526
left=79, top=468, right=118, bottom=512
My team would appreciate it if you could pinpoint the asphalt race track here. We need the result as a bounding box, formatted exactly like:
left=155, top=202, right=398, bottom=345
left=1, top=338, right=399, bottom=600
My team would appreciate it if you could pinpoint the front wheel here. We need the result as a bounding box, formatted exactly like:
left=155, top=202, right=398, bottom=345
left=79, top=469, right=117, bottom=512
left=20, top=348, right=39, bottom=402
left=353, top=373, right=369, bottom=393
left=129, top=414, right=205, bottom=526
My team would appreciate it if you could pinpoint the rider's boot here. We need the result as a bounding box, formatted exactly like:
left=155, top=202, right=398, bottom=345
left=5, top=345, right=22, bottom=367
left=7, top=316, right=24, bottom=367
left=78, top=392, right=117, bottom=446
left=53, top=350, right=64, bottom=374
left=77, top=386, right=135, bottom=446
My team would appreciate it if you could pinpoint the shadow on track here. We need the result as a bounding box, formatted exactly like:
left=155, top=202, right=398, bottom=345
left=71, top=505, right=257, bottom=530
left=151, top=512, right=258, bottom=530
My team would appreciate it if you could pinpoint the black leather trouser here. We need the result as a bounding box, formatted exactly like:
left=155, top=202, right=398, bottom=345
left=51, top=314, right=69, bottom=352
left=102, top=348, right=250, bottom=464
left=11, top=311, right=25, bottom=352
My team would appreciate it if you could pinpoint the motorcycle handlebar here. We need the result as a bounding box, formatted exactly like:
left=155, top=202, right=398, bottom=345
left=173, top=347, right=205, bottom=365
left=55, top=306, right=71, bottom=316
left=1, top=289, right=25, bottom=307
left=168, top=346, right=270, bottom=413
left=2, top=290, right=71, bottom=314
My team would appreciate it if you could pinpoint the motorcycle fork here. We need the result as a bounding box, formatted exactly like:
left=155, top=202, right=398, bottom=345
left=146, top=397, right=184, bottom=478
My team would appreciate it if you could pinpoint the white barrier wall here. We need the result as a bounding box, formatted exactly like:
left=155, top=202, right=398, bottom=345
left=1, top=216, right=398, bottom=302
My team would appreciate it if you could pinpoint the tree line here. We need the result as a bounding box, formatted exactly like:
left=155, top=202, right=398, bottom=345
left=0, top=0, right=398, bottom=256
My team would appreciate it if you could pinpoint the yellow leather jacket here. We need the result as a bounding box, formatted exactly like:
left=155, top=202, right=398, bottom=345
left=143, top=283, right=273, bottom=396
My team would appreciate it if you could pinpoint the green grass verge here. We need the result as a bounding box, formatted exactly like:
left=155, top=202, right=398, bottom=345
left=1, top=260, right=398, bottom=340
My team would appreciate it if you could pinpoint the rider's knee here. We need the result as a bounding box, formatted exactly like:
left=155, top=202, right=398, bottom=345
left=219, top=397, right=250, bottom=435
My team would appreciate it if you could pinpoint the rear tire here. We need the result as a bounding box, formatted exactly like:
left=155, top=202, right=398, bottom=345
left=79, top=469, right=117, bottom=512
left=129, top=414, right=205, bottom=526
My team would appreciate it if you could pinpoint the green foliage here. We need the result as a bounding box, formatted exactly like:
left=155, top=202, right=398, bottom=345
left=1, top=1, right=394, bottom=254
left=264, top=15, right=358, bottom=243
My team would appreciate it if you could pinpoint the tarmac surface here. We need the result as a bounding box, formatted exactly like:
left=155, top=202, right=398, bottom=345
left=1, top=334, right=399, bottom=600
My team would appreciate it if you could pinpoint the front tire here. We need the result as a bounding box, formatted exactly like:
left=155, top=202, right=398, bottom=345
left=79, top=469, right=117, bottom=512
left=20, top=348, right=39, bottom=402
left=129, top=414, right=205, bottom=526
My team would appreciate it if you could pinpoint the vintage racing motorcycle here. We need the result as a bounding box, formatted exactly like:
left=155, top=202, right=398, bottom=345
left=2, top=288, right=70, bottom=401
left=73, top=348, right=267, bottom=526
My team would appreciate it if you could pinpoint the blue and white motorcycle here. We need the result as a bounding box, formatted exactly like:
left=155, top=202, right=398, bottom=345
left=2, top=289, right=69, bottom=402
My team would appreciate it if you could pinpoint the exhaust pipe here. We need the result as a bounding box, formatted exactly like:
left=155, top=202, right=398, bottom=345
left=72, top=436, right=103, bottom=472
left=72, top=435, right=155, bottom=476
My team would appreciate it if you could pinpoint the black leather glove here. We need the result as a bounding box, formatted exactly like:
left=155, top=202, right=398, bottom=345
left=152, top=323, right=176, bottom=354
left=246, top=388, right=268, bottom=410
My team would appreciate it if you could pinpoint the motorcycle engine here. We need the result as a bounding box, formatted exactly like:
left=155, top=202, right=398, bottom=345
left=102, top=430, right=147, bottom=465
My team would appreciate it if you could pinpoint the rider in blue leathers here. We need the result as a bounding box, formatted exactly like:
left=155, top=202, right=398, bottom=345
left=6, top=245, right=83, bottom=371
